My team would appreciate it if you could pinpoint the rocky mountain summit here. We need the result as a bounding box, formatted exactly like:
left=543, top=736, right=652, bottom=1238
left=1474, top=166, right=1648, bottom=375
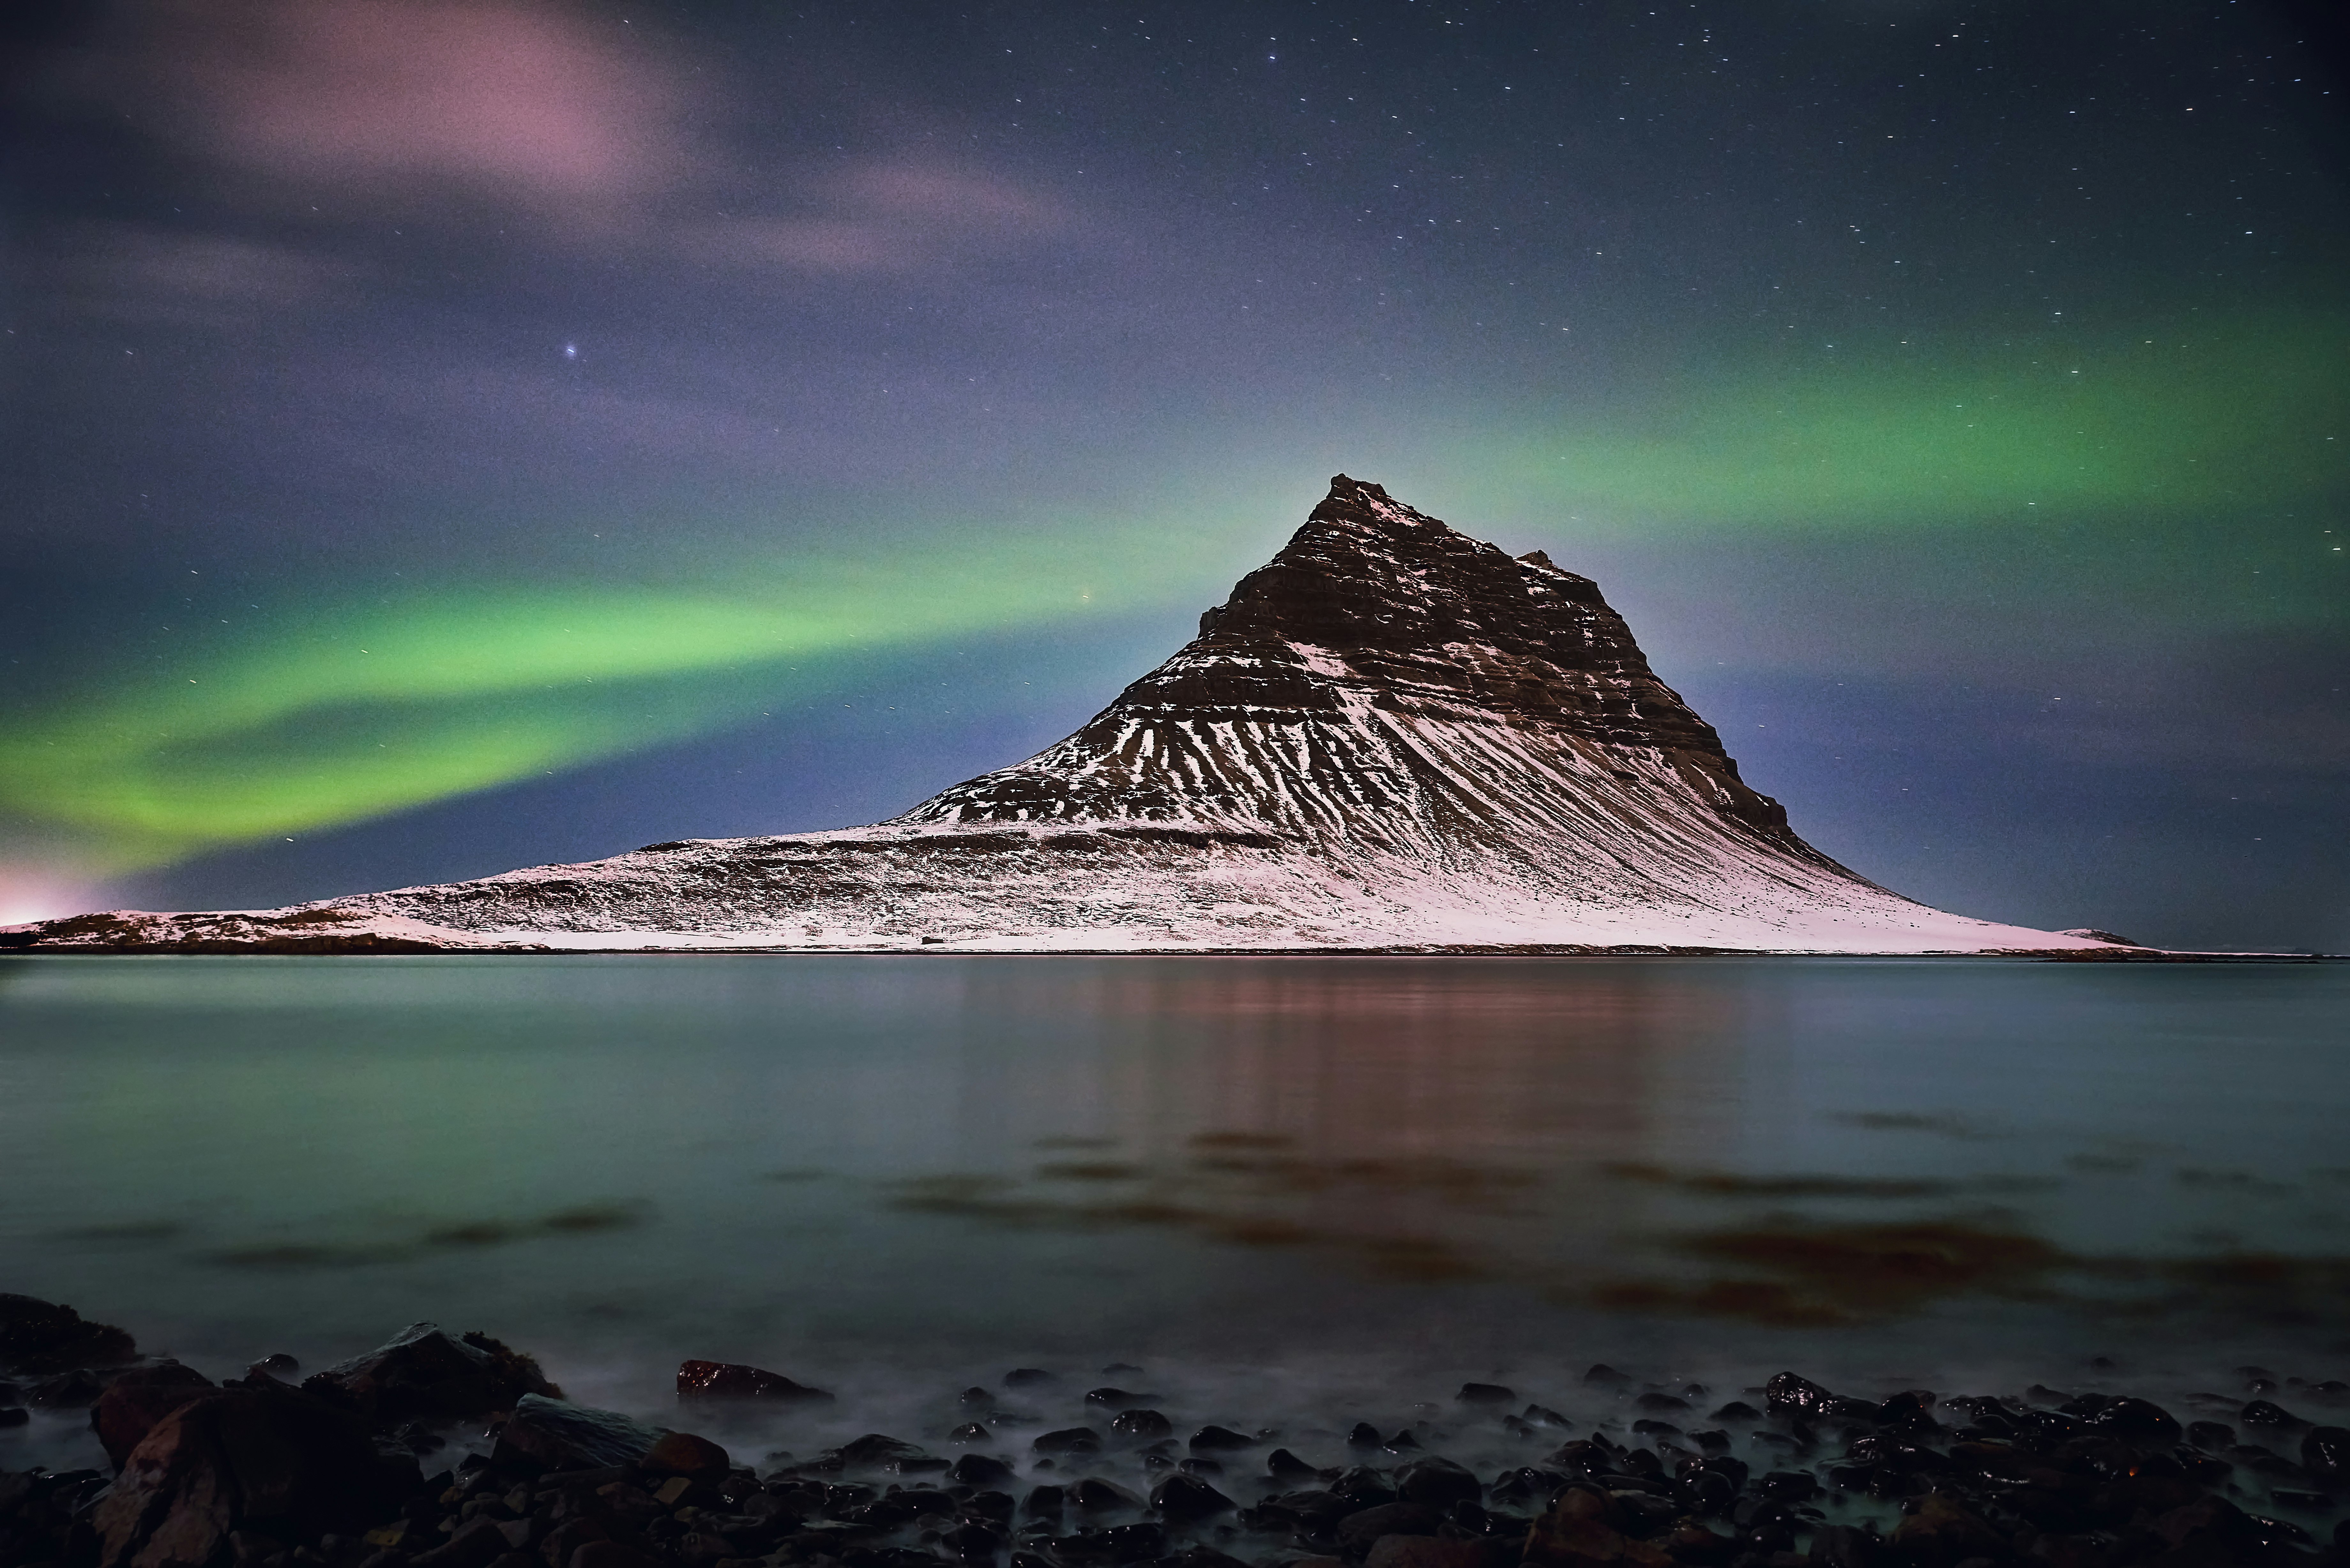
left=7, top=477, right=2115, bottom=954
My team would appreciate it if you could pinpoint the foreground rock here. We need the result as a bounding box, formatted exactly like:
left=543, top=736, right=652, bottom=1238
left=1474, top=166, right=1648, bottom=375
left=92, top=1381, right=417, bottom=1567
left=4, top=1303, right=2346, bottom=1568
left=308, top=1323, right=561, bottom=1421
left=0, top=1295, right=138, bottom=1376
left=91, top=1364, right=218, bottom=1469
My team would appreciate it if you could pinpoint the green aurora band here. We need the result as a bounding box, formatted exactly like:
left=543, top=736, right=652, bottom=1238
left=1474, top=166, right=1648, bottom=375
left=1493, top=310, right=2347, bottom=530
left=1, top=531, right=1185, bottom=876
left=4, top=312, right=2341, bottom=880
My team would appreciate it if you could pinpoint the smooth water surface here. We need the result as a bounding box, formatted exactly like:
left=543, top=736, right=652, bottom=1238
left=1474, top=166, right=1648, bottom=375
left=2, top=955, right=2344, bottom=1465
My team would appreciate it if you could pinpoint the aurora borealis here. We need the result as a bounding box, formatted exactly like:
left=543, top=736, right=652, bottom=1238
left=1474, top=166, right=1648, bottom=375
left=4, top=1, right=2345, bottom=947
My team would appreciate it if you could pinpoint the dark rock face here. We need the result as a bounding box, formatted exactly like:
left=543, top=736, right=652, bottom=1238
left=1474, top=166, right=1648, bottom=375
left=1339, top=1501, right=1444, bottom=1553
left=900, top=476, right=1795, bottom=845
left=90, top=1383, right=412, bottom=1568
left=0, top=1293, right=138, bottom=1375
left=1394, top=1455, right=1483, bottom=1509
left=91, top=1362, right=218, bottom=1468
left=492, top=1392, right=664, bottom=1471
left=642, top=1429, right=730, bottom=1475
left=310, top=1322, right=560, bottom=1421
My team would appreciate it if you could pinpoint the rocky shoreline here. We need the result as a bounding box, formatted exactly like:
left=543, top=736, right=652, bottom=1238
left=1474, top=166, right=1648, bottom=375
left=4, top=1295, right=2345, bottom=1568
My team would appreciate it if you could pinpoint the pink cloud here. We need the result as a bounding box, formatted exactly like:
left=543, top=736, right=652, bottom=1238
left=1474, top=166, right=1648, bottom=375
left=60, top=4, right=1077, bottom=273
left=138, top=0, right=691, bottom=220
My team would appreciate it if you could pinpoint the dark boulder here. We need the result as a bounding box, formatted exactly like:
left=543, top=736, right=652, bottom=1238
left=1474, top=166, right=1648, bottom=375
left=1269, top=1446, right=1329, bottom=1479
left=1338, top=1501, right=1443, bottom=1555
left=310, top=1323, right=559, bottom=1421
left=1036, top=1427, right=1103, bottom=1454
left=2089, top=1397, right=2180, bottom=1445
left=2302, top=1425, right=2348, bottom=1482
left=90, top=1382, right=413, bottom=1568
left=1074, top=1477, right=1146, bottom=1513
left=491, top=1392, right=663, bottom=1471
left=27, top=1368, right=106, bottom=1408
left=642, top=1429, right=730, bottom=1475
left=1887, top=1492, right=2003, bottom=1568
left=2149, top=1494, right=2263, bottom=1554
left=1188, top=1424, right=1258, bottom=1452
left=1161, top=1547, right=1255, bottom=1568
left=1812, top=1524, right=1882, bottom=1568
left=1060, top=1520, right=1166, bottom=1563
left=1247, top=1488, right=1353, bottom=1532
left=1489, top=1468, right=1571, bottom=1511
left=838, top=1433, right=931, bottom=1468
left=2238, top=1400, right=2303, bottom=1429
left=1766, top=1373, right=1879, bottom=1423
left=1521, top=1487, right=1673, bottom=1568
left=950, top=1453, right=1015, bottom=1488
left=676, top=1358, right=833, bottom=1403
left=1366, top=1539, right=1496, bottom=1568
left=1459, top=1383, right=1516, bottom=1407
left=1149, top=1472, right=1235, bottom=1519
left=1330, top=1466, right=1401, bottom=1509
left=1087, top=1386, right=1149, bottom=1408
left=945, top=1520, right=1005, bottom=1561
left=92, top=1362, right=218, bottom=1469
left=1394, top=1456, right=1482, bottom=1509
left=1112, top=1407, right=1174, bottom=1440
left=570, top=1543, right=664, bottom=1568
left=0, top=1294, right=138, bottom=1375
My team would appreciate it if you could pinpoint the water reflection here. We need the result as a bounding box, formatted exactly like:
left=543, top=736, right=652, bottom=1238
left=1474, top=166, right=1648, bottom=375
left=0, top=955, right=2342, bottom=1410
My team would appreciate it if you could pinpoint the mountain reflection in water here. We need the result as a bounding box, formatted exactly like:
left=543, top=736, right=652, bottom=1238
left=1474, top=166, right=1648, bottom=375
left=2, top=954, right=2343, bottom=1454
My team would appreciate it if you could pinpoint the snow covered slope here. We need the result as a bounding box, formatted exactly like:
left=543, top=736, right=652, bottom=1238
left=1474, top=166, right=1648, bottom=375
left=8, top=477, right=2117, bottom=954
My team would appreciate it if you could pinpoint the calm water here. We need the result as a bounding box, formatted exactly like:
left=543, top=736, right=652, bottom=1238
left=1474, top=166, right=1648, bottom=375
left=2, top=955, right=2345, bottom=1470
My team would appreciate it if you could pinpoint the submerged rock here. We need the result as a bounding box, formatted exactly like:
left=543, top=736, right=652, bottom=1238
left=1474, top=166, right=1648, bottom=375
left=675, top=1358, right=834, bottom=1403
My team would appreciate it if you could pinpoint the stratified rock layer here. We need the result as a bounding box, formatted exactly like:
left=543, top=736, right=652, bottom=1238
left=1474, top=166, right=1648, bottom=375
left=9, top=477, right=2113, bottom=954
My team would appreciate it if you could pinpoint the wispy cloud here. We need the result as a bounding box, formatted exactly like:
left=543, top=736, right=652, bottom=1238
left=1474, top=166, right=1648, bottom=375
left=690, top=163, right=1070, bottom=275
left=63, top=0, right=1072, bottom=274
left=128, top=0, right=691, bottom=222
left=37, top=222, right=370, bottom=326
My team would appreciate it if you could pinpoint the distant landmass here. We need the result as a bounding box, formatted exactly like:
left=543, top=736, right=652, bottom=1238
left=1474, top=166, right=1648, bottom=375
left=8, top=477, right=2120, bottom=954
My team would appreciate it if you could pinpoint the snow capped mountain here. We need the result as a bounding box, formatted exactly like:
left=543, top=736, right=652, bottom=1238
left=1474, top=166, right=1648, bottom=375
left=8, top=477, right=2115, bottom=954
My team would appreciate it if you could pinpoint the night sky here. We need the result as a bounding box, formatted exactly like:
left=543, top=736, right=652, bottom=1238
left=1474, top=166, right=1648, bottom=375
left=4, top=1, right=2344, bottom=950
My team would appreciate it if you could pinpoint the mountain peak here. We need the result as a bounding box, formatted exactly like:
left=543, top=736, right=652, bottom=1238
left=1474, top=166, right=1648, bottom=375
left=900, top=477, right=1784, bottom=839
left=11, top=478, right=2110, bottom=955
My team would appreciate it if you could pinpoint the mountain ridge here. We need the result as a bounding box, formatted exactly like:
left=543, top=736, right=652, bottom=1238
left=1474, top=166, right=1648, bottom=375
left=6, top=476, right=2115, bottom=954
